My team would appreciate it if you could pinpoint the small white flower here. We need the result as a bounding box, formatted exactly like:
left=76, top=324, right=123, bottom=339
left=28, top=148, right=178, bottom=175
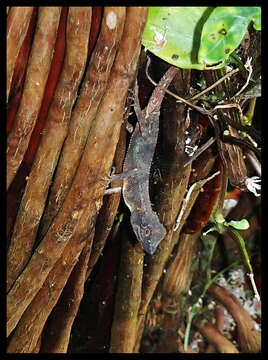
left=245, top=176, right=261, bottom=197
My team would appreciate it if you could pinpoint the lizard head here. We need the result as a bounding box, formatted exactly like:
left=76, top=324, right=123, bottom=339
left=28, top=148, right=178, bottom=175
left=130, top=211, right=167, bottom=255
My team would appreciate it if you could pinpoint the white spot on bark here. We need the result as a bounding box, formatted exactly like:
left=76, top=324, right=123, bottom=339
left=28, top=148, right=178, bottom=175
left=72, top=210, right=81, bottom=219
left=106, top=11, right=117, bottom=29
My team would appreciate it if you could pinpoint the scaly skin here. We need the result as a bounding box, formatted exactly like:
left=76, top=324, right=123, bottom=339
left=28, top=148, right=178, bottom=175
left=123, top=66, right=179, bottom=254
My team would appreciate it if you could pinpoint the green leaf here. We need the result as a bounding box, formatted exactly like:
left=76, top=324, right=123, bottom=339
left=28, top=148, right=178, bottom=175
left=198, top=7, right=261, bottom=66
left=252, top=9, right=261, bottom=30
left=184, top=256, right=240, bottom=351
left=227, top=219, right=250, bottom=230
left=227, top=227, right=253, bottom=273
left=142, top=7, right=214, bottom=70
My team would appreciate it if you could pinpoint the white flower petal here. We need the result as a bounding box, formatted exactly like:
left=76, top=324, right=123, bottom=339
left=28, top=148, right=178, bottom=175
left=245, top=176, right=261, bottom=197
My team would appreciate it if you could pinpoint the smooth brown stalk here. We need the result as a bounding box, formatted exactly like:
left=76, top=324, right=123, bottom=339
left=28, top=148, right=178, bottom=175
left=151, top=232, right=212, bottom=351
left=6, top=7, right=62, bottom=190
left=109, top=233, right=144, bottom=353
left=6, top=8, right=68, bottom=240
left=153, top=306, right=182, bottom=352
left=162, top=232, right=201, bottom=298
left=194, top=318, right=239, bottom=353
left=7, top=7, right=37, bottom=135
left=7, top=6, right=147, bottom=338
left=87, top=7, right=103, bottom=59
left=87, top=111, right=128, bottom=278
left=7, top=7, right=92, bottom=292
left=23, top=7, right=68, bottom=170
left=208, top=284, right=261, bottom=353
left=7, top=210, right=93, bottom=353
left=6, top=6, right=126, bottom=336
left=39, top=234, right=94, bottom=353
left=134, top=95, right=192, bottom=350
left=134, top=144, right=217, bottom=350
left=32, top=336, right=42, bottom=353
left=150, top=156, right=219, bottom=351
left=149, top=222, right=204, bottom=353
left=40, top=7, right=126, bottom=237
left=183, top=158, right=222, bottom=234
left=206, top=305, right=225, bottom=353
left=6, top=7, right=33, bottom=102
left=217, top=125, right=248, bottom=187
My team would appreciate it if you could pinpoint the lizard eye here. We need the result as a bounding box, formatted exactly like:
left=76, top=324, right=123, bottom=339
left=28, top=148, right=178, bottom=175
left=141, top=223, right=152, bottom=237
left=144, top=227, right=152, bottom=237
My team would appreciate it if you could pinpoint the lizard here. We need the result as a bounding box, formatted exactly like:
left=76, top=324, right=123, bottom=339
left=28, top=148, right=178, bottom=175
left=122, top=65, right=179, bottom=255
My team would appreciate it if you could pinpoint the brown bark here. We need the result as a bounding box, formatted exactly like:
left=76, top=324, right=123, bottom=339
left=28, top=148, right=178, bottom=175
left=7, top=7, right=61, bottom=190
left=7, top=209, right=92, bottom=353
left=134, top=90, right=191, bottom=350
left=6, top=8, right=68, bottom=240
left=7, top=7, right=37, bottom=135
left=86, top=112, right=127, bottom=278
left=109, top=234, right=144, bottom=353
left=6, top=6, right=261, bottom=354
left=7, top=7, right=33, bottom=102
left=208, top=284, right=261, bottom=353
left=206, top=305, right=225, bottom=353
left=40, top=7, right=125, bottom=237
left=162, top=232, right=201, bottom=298
left=39, top=234, right=94, bottom=353
left=194, top=318, right=239, bottom=353
left=7, top=6, right=147, bottom=342
left=7, top=7, right=92, bottom=292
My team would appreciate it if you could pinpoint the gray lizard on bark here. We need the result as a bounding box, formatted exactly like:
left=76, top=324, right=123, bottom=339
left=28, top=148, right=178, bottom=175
left=122, top=66, right=179, bottom=254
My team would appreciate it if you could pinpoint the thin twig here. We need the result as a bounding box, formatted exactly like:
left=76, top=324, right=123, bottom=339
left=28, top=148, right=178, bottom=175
left=183, top=136, right=216, bottom=168
left=231, top=57, right=253, bottom=99
left=145, top=56, right=210, bottom=115
left=174, top=171, right=221, bottom=231
left=213, top=103, right=243, bottom=122
left=145, top=57, right=241, bottom=119
left=190, top=68, right=239, bottom=102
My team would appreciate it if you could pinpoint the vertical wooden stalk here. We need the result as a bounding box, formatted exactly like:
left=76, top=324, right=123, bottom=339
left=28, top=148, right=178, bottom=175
left=109, top=235, right=144, bottom=353
left=7, top=7, right=92, bottom=292
left=6, top=7, right=68, bottom=240
left=7, top=7, right=33, bottom=102
left=7, top=7, right=37, bottom=135
left=7, top=7, right=62, bottom=189
left=39, top=6, right=125, bottom=237
left=7, top=6, right=147, bottom=341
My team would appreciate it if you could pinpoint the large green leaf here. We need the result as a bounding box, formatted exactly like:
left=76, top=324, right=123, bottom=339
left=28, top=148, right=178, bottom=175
left=198, top=7, right=261, bottom=66
left=142, top=7, right=214, bottom=70
left=142, top=7, right=261, bottom=70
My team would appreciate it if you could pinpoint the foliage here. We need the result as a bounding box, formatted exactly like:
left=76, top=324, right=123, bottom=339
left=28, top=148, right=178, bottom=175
left=142, top=6, right=261, bottom=69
